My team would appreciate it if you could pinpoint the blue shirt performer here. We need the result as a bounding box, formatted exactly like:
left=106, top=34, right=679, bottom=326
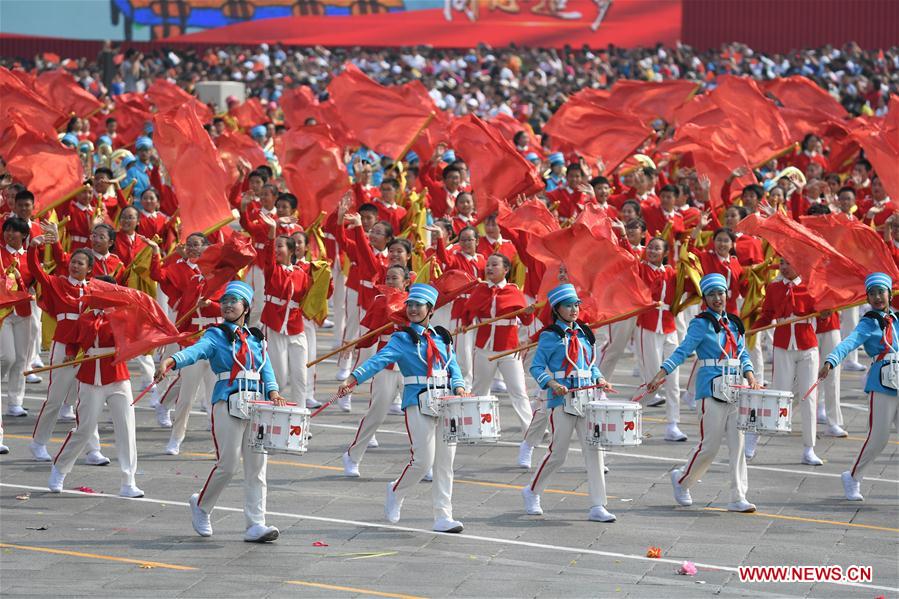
left=818, top=272, right=899, bottom=502
left=121, top=136, right=155, bottom=204
left=647, top=273, right=760, bottom=513
left=338, top=283, right=468, bottom=533
left=156, top=281, right=286, bottom=543
left=521, top=283, right=616, bottom=523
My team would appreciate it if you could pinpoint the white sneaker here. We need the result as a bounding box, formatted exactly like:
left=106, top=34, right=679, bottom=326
left=744, top=432, right=758, bottom=460
left=59, top=405, right=76, bottom=421
left=29, top=442, right=52, bottom=462
left=244, top=523, right=279, bottom=543
left=0, top=444, right=8, bottom=454
left=367, top=436, right=379, bottom=448
left=727, top=500, right=757, bottom=513
left=338, top=395, right=352, bottom=412
left=388, top=403, right=404, bottom=415
left=490, top=379, right=507, bottom=393
left=522, top=486, right=543, bottom=515
left=647, top=395, right=666, bottom=408
left=84, top=450, right=110, bottom=466
left=305, top=398, right=323, bottom=409
left=321, top=319, right=335, bottom=329
left=335, top=367, right=351, bottom=381
left=841, top=471, right=863, bottom=501
left=189, top=493, right=213, bottom=537
left=342, top=452, right=360, bottom=477
left=816, top=409, right=828, bottom=425
left=6, top=406, right=28, bottom=417
left=664, top=424, right=688, bottom=442
left=385, top=482, right=403, bottom=523
left=156, top=404, right=172, bottom=428
left=48, top=465, right=66, bottom=492
left=25, top=373, right=42, bottom=384
left=588, top=505, right=616, bottom=522
left=517, top=441, right=533, bottom=469
left=801, top=447, right=824, bottom=466
left=843, top=360, right=866, bottom=372
left=433, top=517, right=464, bottom=533
left=32, top=356, right=45, bottom=369
left=825, top=424, right=848, bottom=437
left=670, top=469, right=692, bottom=506
left=119, top=484, right=144, bottom=498
left=165, top=440, right=181, bottom=456
left=422, top=468, right=433, bottom=482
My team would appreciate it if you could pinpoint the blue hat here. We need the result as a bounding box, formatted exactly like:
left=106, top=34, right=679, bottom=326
left=61, top=133, right=78, bottom=148
left=865, top=272, right=892, bottom=293
left=442, top=149, right=456, bottom=163
left=405, top=150, right=419, bottom=163
left=250, top=125, right=267, bottom=139
left=223, top=280, right=254, bottom=305
left=547, top=283, right=579, bottom=307
left=135, top=136, right=153, bottom=151
left=699, top=273, right=728, bottom=296
left=406, top=283, right=439, bottom=307
left=525, top=152, right=539, bottom=164
left=97, top=135, right=113, bottom=147
left=548, top=152, right=565, bottom=166
left=123, top=156, right=137, bottom=169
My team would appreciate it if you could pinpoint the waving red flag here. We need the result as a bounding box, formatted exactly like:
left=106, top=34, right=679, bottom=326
left=84, top=280, right=194, bottom=364
left=154, top=104, right=235, bottom=236
left=737, top=213, right=868, bottom=309
left=105, top=94, right=153, bottom=146
left=603, top=79, right=700, bottom=124
left=215, top=129, right=268, bottom=186
left=34, top=70, right=103, bottom=119
left=1, top=112, right=84, bottom=214
left=497, top=199, right=559, bottom=297
left=195, top=234, right=258, bottom=297
left=280, top=86, right=322, bottom=129
left=276, top=124, right=350, bottom=227
left=543, top=94, right=652, bottom=174
left=800, top=213, right=899, bottom=280
left=229, top=98, right=268, bottom=130
left=432, top=270, right=477, bottom=309
left=148, top=79, right=213, bottom=124
left=0, top=67, right=68, bottom=135
left=851, top=96, right=899, bottom=204
left=449, top=115, right=543, bottom=223
left=762, top=76, right=847, bottom=122
left=327, top=63, right=433, bottom=159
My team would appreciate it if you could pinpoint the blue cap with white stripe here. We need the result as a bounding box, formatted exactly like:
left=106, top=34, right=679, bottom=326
left=865, top=272, right=892, bottom=293
left=406, top=283, right=438, bottom=307
left=548, top=283, right=579, bottom=307
left=223, top=280, right=254, bottom=305
left=135, top=136, right=153, bottom=150
left=548, top=152, right=565, bottom=166
left=699, top=273, right=728, bottom=297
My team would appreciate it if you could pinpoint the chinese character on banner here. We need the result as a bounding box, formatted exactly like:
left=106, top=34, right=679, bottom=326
left=444, top=0, right=479, bottom=21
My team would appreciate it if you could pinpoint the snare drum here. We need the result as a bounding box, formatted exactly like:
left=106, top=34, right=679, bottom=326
left=248, top=403, right=311, bottom=455
left=442, top=396, right=501, bottom=444
left=585, top=401, right=643, bottom=447
left=735, top=388, right=792, bottom=434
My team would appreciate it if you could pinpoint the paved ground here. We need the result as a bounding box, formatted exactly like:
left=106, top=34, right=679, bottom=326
left=1, top=326, right=897, bottom=598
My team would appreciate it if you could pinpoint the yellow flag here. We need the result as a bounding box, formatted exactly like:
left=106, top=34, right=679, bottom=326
left=124, top=245, right=158, bottom=296
left=740, top=256, right=777, bottom=349
left=302, top=260, right=333, bottom=325
left=510, top=255, right=526, bottom=289
left=671, top=242, right=704, bottom=316
left=399, top=190, right=428, bottom=244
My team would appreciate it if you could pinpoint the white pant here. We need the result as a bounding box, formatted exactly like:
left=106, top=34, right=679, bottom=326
left=840, top=306, right=860, bottom=364
left=29, top=301, right=41, bottom=367
left=529, top=406, right=607, bottom=507
left=816, top=330, right=844, bottom=427
left=198, top=401, right=267, bottom=528
left=677, top=397, right=748, bottom=503
left=246, top=265, right=265, bottom=328
left=1, top=313, right=36, bottom=408
left=392, top=406, right=457, bottom=521
left=331, top=266, right=347, bottom=348
left=265, top=328, right=308, bottom=405
left=747, top=329, right=771, bottom=385
left=32, top=342, right=100, bottom=451
left=337, top=287, right=361, bottom=371
left=452, top=321, right=474, bottom=387
left=167, top=361, right=215, bottom=445
left=472, top=347, right=532, bottom=433
left=304, top=318, right=318, bottom=402
left=598, top=317, right=637, bottom=380
left=54, top=381, right=137, bottom=487
left=347, top=369, right=403, bottom=463
left=132, top=354, right=156, bottom=390
left=638, top=328, right=681, bottom=424
left=523, top=399, right=548, bottom=448
left=850, top=392, right=899, bottom=481
left=772, top=346, right=819, bottom=448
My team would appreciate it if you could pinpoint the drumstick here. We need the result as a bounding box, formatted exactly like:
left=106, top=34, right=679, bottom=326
left=133, top=362, right=174, bottom=406
left=801, top=376, right=823, bottom=401
left=631, top=380, right=661, bottom=403
left=310, top=384, right=355, bottom=418
left=567, top=383, right=618, bottom=394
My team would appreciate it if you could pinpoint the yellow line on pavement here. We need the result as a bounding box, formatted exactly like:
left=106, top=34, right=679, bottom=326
left=285, top=580, right=425, bottom=599
left=0, top=542, right=197, bottom=571
left=702, top=507, right=899, bottom=533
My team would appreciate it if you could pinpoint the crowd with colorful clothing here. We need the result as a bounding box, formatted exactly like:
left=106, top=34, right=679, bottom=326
left=1, top=43, right=897, bottom=542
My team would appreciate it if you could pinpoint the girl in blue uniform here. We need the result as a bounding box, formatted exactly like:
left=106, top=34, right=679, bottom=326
left=522, top=283, right=616, bottom=523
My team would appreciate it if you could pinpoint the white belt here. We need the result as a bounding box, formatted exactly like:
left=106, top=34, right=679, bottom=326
left=216, top=371, right=260, bottom=382
left=697, top=359, right=741, bottom=368
left=192, top=317, right=220, bottom=327
left=360, top=280, right=375, bottom=288
left=322, top=232, right=336, bottom=240
left=264, top=295, right=300, bottom=309
left=86, top=346, right=115, bottom=356
left=56, top=313, right=80, bottom=321
left=552, top=369, right=592, bottom=378
left=70, top=235, right=87, bottom=242
left=403, top=376, right=449, bottom=385
left=254, top=242, right=266, bottom=249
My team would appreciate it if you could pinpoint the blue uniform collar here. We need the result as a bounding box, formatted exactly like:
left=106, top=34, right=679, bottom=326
left=407, top=322, right=429, bottom=334
left=704, top=308, right=727, bottom=319
left=554, top=318, right=578, bottom=330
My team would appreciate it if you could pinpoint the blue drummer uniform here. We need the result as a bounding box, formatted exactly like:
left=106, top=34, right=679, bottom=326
left=530, top=318, right=603, bottom=408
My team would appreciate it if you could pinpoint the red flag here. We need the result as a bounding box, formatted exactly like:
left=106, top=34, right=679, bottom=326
left=1, top=112, right=84, bottom=214
left=488, top=112, right=528, bottom=142
left=496, top=199, right=560, bottom=297
left=851, top=96, right=899, bottom=203
left=229, top=97, right=269, bottom=130
left=147, top=79, right=213, bottom=124
left=800, top=213, right=899, bottom=280
left=280, top=85, right=322, bottom=129
left=737, top=213, right=868, bottom=309
left=449, top=114, right=543, bottom=223
left=215, top=129, right=268, bottom=186
left=432, top=270, right=477, bottom=309
left=573, top=203, right=615, bottom=239
left=362, top=286, right=409, bottom=326
left=34, top=70, right=103, bottom=119
left=327, top=63, right=433, bottom=159
left=602, top=80, right=700, bottom=124
left=0, top=67, right=68, bottom=134
left=543, top=93, right=652, bottom=174
left=528, top=222, right=655, bottom=320
left=194, top=235, right=258, bottom=297
left=276, top=124, right=351, bottom=228
left=105, top=94, right=153, bottom=146
left=762, top=76, right=847, bottom=122
left=153, top=104, right=235, bottom=236
left=83, top=280, right=194, bottom=364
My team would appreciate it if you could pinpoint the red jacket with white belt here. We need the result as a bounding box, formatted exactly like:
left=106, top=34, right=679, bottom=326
left=153, top=257, right=221, bottom=336
left=359, top=291, right=407, bottom=370
left=636, top=262, right=676, bottom=334
left=75, top=311, right=129, bottom=385
left=435, top=243, right=486, bottom=320
left=754, top=277, right=818, bottom=351
left=462, top=280, right=533, bottom=352
left=261, top=243, right=311, bottom=335
left=28, top=246, right=89, bottom=344
left=1, top=244, right=32, bottom=317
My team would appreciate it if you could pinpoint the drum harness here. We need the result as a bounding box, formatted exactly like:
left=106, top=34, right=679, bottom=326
left=401, top=325, right=455, bottom=416
left=864, top=310, right=899, bottom=389
left=696, top=312, right=745, bottom=403
left=545, top=321, right=596, bottom=416
left=216, top=324, right=269, bottom=419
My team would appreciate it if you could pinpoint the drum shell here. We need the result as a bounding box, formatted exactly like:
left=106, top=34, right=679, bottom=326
left=585, top=401, right=642, bottom=447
